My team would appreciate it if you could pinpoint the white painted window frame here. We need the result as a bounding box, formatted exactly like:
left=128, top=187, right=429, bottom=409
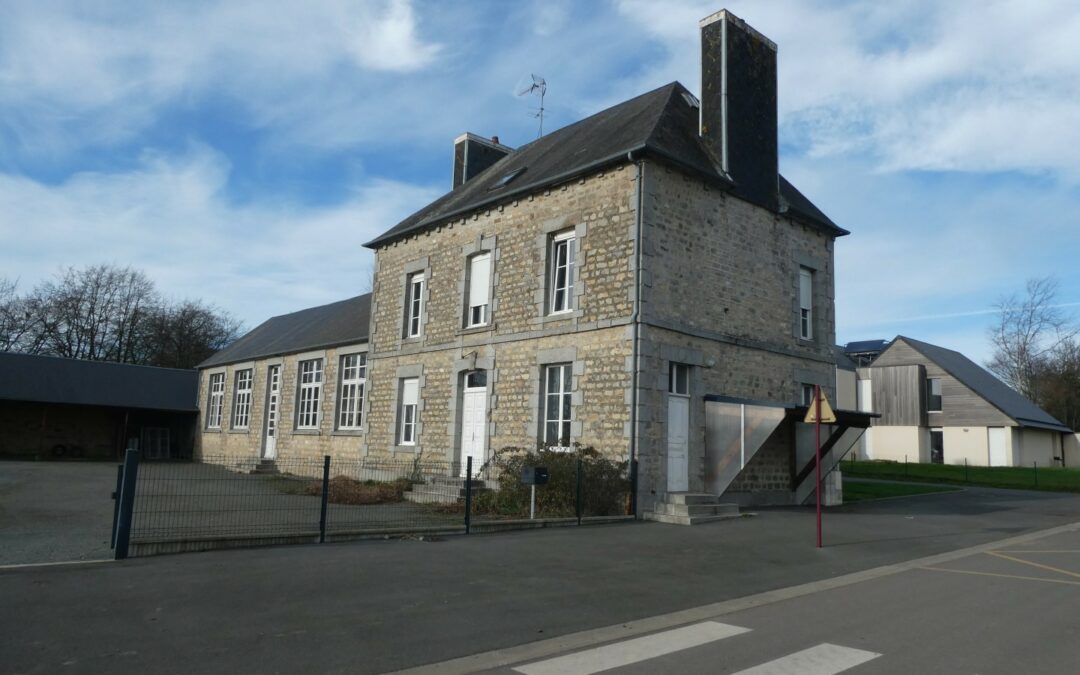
left=206, top=372, right=225, bottom=429
left=466, top=251, right=492, bottom=328
left=549, top=230, right=576, bottom=315
left=296, top=358, right=323, bottom=430
left=231, top=369, right=253, bottom=429
left=405, top=272, right=425, bottom=338
left=542, top=363, right=573, bottom=448
left=336, top=353, right=366, bottom=430
left=398, top=377, right=419, bottom=445
left=799, top=267, right=813, bottom=340
left=669, top=363, right=691, bottom=397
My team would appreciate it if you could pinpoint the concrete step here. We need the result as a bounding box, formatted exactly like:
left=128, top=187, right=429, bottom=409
left=643, top=512, right=743, bottom=526
left=652, top=502, right=740, bottom=518
left=403, top=481, right=490, bottom=505
left=428, top=474, right=488, bottom=489
left=250, top=460, right=278, bottom=475
left=665, top=492, right=720, bottom=505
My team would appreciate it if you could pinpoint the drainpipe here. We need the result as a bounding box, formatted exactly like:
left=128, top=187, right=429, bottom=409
left=628, top=152, right=645, bottom=511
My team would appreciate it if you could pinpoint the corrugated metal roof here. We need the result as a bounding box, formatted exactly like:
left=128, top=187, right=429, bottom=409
left=0, top=353, right=198, bottom=412
left=897, top=336, right=1072, bottom=433
left=200, top=294, right=370, bottom=368
left=365, top=82, right=845, bottom=248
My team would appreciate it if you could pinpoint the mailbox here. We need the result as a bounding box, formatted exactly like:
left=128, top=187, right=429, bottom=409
left=521, top=466, right=549, bottom=485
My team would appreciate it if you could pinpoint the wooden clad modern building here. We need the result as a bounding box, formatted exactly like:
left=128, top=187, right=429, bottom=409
left=852, top=336, right=1075, bottom=467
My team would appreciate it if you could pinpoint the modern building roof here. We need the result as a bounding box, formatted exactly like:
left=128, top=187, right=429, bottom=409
left=895, top=336, right=1072, bottom=433
left=844, top=339, right=889, bottom=355
left=364, top=82, right=846, bottom=249
left=833, top=345, right=859, bottom=371
left=199, top=294, right=371, bottom=368
left=0, top=353, right=198, bottom=412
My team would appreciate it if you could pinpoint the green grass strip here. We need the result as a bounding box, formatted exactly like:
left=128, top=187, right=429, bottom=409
left=841, top=460, right=1080, bottom=493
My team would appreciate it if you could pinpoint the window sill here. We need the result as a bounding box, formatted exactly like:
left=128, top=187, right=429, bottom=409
left=204, top=428, right=223, bottom=434
left=292, top=429, right=321, bottom=436
left=227, top=429, right=250, bottom=434
left=332, top=429, right=365, bottom=437
left=458, top=323, right=495, bottom=336
left=535, top=310, right=583, bottom=324
left=393, top=445, right=418, bottom=453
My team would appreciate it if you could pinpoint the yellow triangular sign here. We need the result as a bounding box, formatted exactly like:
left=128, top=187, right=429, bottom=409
left=804, top=389, right=837, bottom=424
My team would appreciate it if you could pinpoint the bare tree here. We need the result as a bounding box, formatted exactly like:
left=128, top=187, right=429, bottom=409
left=986, top=276, right=1078, bottom=401
left=143, top=299, right=244, bottom=369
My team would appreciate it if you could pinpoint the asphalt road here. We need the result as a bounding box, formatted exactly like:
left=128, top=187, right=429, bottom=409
left=1, top=485, right=1079, bottom=674
left=464, top=526, right=1080, bottom=675
left=0, top=460, right=115, bottom=565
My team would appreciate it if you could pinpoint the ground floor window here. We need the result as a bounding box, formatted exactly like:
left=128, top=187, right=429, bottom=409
left=206, top=373, right=225, bottom=429
left=929, top=428, right=944, bottom=464
left=543, top=363, right=572, bottom=447
left=399, top=377, right=419, bottom=445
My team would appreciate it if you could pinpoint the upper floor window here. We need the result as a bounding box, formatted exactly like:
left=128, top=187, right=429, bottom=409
left=549, top=231, right=576, bottom=314
left=799, top=267, right=813, bottom=340
left=405, top=272, right=425, bottom=338
left=398, top=377, right=419, bottom=445
left=466, top=252, right=491, bottom=328
left=296, top=359, right=323, bottom=430
left=337, top=353, right=366, bottom=430
left=927, top=377, right=942, bottom=412
left=669, top=363, right=690, bottom=396
left=231, top=369, right=253, bottom=429
left=206, top=373, right=225, bottom=429
left=543, top=363, right=573, bottom=447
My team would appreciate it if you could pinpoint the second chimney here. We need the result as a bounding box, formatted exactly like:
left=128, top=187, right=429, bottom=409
left=453, top=133, right=512, bottom=189
left=699, top=10, right=779, bottom=211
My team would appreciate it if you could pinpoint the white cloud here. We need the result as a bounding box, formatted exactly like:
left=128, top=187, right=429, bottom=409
left=0, top=145, right=440, bottom=326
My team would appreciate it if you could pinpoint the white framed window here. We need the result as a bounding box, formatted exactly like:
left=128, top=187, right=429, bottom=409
left=296, top=359, right=323, bottom=430
left=206, top=373, right=225, bottom=429
left=799, top=267, right=813, bottom=340
left=398, top=377, right=419, bottom=445
left=337, top=353, right=366, bottom=430
left=927, top=377, right=942, bottom=412
left=549, top=231, right=576, bottom=314
left=543, top=363, right=573, bottom=447
left=801, top=383, right=817, bottom=407
left=669, top=363, right=690, bottom=396
left=466, top=252, right=491, bottom=327
left=231, top=369, right=253, bottom=429
left=405, top=272, right=425, bottom=338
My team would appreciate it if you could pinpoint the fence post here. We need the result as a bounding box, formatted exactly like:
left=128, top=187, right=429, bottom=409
left=964, top=458, right=969, bottom=484
left=110, top=463, right=123, bottom=549
left=113, top=449, right=140, bottom=560
left=904, top=455, right=908, bottom=478
left=319, top=455, right=330, bottom=544
left=464, top=456, right=473, bottom=535
left=629, top=459, right=639, bottom=518
left=1034, top=461, right=1038, bottom=488
left=576, top=456, right=583, bottom=526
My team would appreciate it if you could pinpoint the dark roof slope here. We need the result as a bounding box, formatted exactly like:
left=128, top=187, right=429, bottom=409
left=200, top=294, right=370, bottom=368
left=833, top=345, right=858, bottom=371
left=0, top=353, right=198, bottom=412
left=897, top=336, right=1071, bottom=433
left=365, top=82, right=845, bottom=248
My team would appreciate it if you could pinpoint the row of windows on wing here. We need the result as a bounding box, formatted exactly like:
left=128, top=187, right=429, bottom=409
left=402, top=231, right=577, bottom=339
left=204, top=354, right=367, bottom=432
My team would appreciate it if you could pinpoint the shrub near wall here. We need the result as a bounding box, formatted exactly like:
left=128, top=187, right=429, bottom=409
left=473, top=445, right=630, bottom=518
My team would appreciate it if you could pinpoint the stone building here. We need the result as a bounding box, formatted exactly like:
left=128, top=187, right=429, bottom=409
left=360, top=10, right=861, bottom=513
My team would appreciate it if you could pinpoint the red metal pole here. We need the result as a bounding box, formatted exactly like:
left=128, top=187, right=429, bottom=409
left=815, top=385, right=822, bottom=549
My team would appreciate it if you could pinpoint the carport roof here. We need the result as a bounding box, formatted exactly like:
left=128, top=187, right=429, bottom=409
left=0, top=352, right=198, bottom=412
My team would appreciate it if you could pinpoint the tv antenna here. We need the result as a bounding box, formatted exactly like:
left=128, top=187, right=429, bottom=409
left=517, top=74, right=547, bottom=138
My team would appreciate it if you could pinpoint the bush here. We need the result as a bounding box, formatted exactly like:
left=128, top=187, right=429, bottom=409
left=471, top=444, right=630, bottom=518
left=305, top=476, right=412, bottom=505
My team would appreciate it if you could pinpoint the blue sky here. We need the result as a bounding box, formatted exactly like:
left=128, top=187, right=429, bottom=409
left=2, top=0, right=1079, bottom=365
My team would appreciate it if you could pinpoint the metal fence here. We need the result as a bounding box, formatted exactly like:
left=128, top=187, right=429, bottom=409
left=111, top=450, right=637, bottom=557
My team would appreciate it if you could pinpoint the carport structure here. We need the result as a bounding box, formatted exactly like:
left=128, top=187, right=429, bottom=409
left=705, top=395, right=876, bottom=506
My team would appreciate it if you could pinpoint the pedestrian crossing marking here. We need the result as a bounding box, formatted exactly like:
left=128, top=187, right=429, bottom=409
left=513, top=621, right=750, bottom=675
left=730, top=643, right=881, bottom=675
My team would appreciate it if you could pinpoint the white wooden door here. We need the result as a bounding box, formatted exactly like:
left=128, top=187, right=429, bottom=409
left=263, top=365, right=280, bottom=459
left=460, top=387, right=487, bottom=476
left=988, top=427, right=1007, bottom=466
left=667, top=395, right=689, bottom=492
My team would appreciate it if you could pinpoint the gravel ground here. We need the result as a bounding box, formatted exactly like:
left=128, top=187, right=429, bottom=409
left=0, top=460, right=117, bottom=565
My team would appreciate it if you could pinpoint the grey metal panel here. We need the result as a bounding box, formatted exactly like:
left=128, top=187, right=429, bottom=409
left=0, top=353, right=198, bottom=411
left=199, top=294, right=370, bottom=368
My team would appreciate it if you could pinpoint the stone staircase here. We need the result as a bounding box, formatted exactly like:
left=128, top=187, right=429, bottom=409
left=644, top=492, right=741, bottom=525
left=250, top=459, right=278, bottom=475
left=404, top=474, right=489, bottom=505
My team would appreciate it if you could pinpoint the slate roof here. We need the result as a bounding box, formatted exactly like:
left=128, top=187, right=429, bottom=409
left=833, top=345, right=858, bottom=371
left=365, top=82, right=846, bottom=248
left=200, top=294, right=371, bottom=368
left=896, top=336, right=1072, bottom=433
left=0, top=353, right=198, bottom=412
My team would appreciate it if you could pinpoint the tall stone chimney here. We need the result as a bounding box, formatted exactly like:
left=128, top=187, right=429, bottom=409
left=699, top=10, right=779, bottom=211
left=453, top=133, right=512, bottom=189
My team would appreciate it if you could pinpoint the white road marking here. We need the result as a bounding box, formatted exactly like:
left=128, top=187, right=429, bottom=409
left=513, top=621, right=750, bottom=675
left=731, top=643, right=881, bottom=675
